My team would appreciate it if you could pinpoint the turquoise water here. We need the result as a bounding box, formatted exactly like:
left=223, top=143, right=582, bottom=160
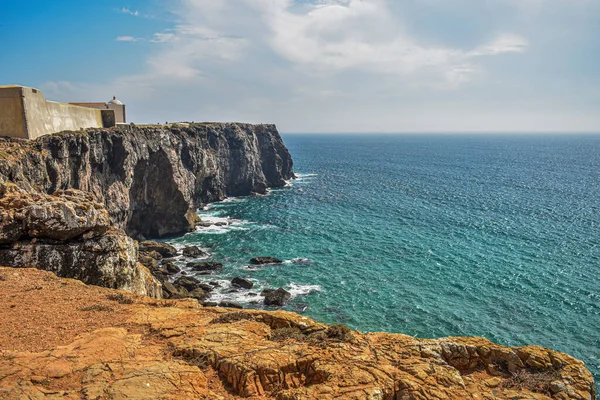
left=170, top=134, right=600, bottom=391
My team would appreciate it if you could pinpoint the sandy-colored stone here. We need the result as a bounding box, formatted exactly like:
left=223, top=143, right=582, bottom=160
left=0, top=267, right=595, bottom=400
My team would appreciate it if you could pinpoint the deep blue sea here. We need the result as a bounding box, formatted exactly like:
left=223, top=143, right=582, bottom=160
left=169, top=134, right=600, bottom=391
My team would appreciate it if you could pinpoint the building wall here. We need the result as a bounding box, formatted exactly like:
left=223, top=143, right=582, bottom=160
left=0, top=86, right=113, bottom=140
left=107, top=103, right=126, bottom=123
left=22, top=88, right=105, bottom=140
left=0, top=86, right=27, bottom=139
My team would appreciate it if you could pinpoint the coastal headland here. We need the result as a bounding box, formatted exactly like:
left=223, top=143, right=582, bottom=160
left=0, top=124, right=596, bottom=399
left=0, top=267, right=595, bottom=399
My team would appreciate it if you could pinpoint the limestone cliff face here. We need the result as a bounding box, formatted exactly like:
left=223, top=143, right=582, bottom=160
left=0, top=182, right=161, bottom=297
left=0, top=122, right=293, bottom=297
left=0, top=123, right=294, bottom=239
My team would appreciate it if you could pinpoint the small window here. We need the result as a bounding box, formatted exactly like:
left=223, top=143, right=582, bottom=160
left=32, top=89, right=38, bottom=94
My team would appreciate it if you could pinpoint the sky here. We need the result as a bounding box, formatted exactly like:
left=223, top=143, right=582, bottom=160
left=1, top=0, right=599, bottom=133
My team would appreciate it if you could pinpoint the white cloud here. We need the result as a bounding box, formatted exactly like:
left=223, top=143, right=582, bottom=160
left=469, top=33, right=529, bottom=56
left=48, top=0, right=600, bottom=133
left=119, top=7, right=140, bottom=17
left=116, top=36, right=138, bottom=42
left=150, top=33, right=179, bottom=43
left=140, top=0, right=528, bottom=87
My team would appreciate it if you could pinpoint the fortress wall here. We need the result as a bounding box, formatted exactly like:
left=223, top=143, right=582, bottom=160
left=0, top=87, right=27, bottom=139
left=22, top=88, right=105, bottom=140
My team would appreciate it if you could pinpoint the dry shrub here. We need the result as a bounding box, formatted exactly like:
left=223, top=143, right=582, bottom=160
left=210, top=312, right=255, bottom=324
left=501, top=369, right=562, bottom=395
left=269, top=324, right=354, bottom=346
left=270, top=327, right=305, bottom=342
left=326, top=324, right=353, bottom=341
left=80, top=304, right=113, bottom=312
left=149, top=300, right=176, bottom=308
left=106, top=293, right=134, bottom=304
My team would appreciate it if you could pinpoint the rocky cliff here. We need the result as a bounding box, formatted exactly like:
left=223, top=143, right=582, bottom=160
left=0, top=123, right=294, bottom=297
left=0, top=123, right=294, bottom=239
left=0, top=268, right=595, bottom=400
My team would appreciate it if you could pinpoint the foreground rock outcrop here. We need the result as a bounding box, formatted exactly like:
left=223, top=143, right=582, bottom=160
left=0, top=183, right=161, bottom=297
left=0, top=123, right=294, bottom=239
left=0, top=268, right=595, bottom=400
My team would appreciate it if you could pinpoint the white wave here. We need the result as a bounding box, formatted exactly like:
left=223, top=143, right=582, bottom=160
left=203, top=278, right=264, bottom=304
left=193, top=214, right=253, bottom=235
left=287, top=283, right=322, bottom=296
left=283, top=258, right=313, bottom=265
left=295, top=173, right=318, bottom=178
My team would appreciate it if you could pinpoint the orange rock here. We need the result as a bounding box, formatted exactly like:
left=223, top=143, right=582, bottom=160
left=0, top=267, right=595, bottom=400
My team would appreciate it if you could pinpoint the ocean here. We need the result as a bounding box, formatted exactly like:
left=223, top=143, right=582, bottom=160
left=168, top=133, right=600, bottom=391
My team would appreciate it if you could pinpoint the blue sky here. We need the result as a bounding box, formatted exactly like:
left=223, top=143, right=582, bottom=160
left=1, top=0, right=599, bottom=132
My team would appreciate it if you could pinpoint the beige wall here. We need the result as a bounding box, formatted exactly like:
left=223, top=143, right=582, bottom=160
left=107, top=103, right=126, bottom=123
left=0, top=87, right=27, bottom=139
left=22, top=88, right=104, bottom=140
left=0, top=86, right=108, bottom=140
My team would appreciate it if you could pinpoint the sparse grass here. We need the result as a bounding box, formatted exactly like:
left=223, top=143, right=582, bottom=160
left=501, top=369, right=562, bottom=395
left=106, top=293, right=134, bottom=304
left=270, top=327, right=305, bottom=342
left=80, top=304, right=114, bottom=312
left=269, top=324, right=354, bottom=346
left=325, top=324, right=353, bottom=341
left=210, top=312, right=255, bottom=324
left=149, top=300, right=177, bottom=308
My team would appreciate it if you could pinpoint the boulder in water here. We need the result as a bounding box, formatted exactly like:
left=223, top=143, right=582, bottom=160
left=263, top=288, right=291, bottom=307
left=231, top=277, right=254, bottom=289
left=164, top=263, right=180, bottom=274
left=182, top=246, right=207, bottom=258
left=186, top=261, right=223, bottom=272
left=139, top=241, right=178, bottom=258
left=250, top=257, right=283, bottom=265
left=174, top=276, right=202, bottom=292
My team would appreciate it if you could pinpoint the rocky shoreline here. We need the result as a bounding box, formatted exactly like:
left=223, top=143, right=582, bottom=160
left=0, top=124, right=597, bottom=398
left=0, top=267, right=596, bottom=399
left=137, top=239, right=293, bottom=308
left=0, top=123, right=294, bottom=297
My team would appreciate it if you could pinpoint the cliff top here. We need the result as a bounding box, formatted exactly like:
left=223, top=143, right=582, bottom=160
left=0, top=267, right=594, bottom=399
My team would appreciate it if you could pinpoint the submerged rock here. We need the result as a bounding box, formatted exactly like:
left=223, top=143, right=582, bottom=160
left=231, top=277, right=254, bottom=289
left=263, top=287, right=291, bottom=307
left=250, top=257, right=283, bottom=265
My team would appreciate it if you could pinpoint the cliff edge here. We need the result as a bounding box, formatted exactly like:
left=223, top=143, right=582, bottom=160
left=0, top=123, right=294, bottom=296
left=0, top=122, right=294, bottom=239
left=0, top=268, right=595, bottom=400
